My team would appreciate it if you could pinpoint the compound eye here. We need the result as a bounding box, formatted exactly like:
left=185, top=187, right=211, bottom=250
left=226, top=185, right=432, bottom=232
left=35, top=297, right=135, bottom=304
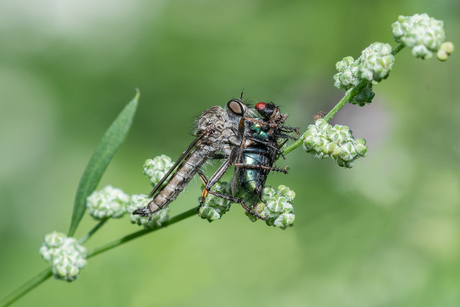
left=227, top=99, right=246, bottom=116
left=255, top=102, right=274, bottom=119
left=255, top=102, right=266, bottom=112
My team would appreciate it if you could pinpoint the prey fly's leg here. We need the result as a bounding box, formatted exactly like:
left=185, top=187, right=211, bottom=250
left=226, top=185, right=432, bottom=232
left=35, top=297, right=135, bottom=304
left=197, top=161, right=268, bottom=220
left=274, top=133, right=298, bottom=141
left=232, top=163, right=289, bottom=174
left=243, top=136, right=288, bottom=159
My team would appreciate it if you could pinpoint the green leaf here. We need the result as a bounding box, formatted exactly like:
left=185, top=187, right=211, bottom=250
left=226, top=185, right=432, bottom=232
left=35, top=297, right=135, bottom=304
left=68, top=90, right=140, bottom=237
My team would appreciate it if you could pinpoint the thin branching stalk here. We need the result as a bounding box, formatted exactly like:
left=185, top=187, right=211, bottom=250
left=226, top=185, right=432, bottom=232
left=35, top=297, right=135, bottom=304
left=78, top=218, right=109, bottom=245
left=282, top=44, right=405, bottom=156
left=0, top=269, right=52, bottom=307
left=87, top=206, right=198, bottom=258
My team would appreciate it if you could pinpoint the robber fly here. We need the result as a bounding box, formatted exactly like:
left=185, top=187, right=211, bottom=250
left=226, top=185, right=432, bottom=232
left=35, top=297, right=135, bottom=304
left=199, top=102, right=299, bottom=218
left=133, top=96, right=250, bottom=218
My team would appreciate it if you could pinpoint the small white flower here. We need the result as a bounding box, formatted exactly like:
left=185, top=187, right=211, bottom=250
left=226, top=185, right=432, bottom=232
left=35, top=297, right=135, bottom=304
left=257, top=185, right=296, bottom=229
left=303, top=119, right=368, bottom=168
left=39, top=232, right=87, bottom=282
left=143, top=155, right=174, bottom=186
left=198, top=182, right=232, bottom=222
left=86, top=185, right=129, bottom=220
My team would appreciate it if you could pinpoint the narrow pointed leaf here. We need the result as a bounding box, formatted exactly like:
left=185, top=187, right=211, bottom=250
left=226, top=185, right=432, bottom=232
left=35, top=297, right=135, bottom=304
left=68, top=91, right=139, bottom=237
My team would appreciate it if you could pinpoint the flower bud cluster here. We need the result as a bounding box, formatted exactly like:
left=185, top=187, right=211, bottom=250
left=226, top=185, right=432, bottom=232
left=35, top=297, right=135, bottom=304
left=359, top=43, right=395, bottom=82
left=127, top=194, right=170, bottom=228
left=39, top=232, right=87, bottom=282
left=198, top=182, right=232, bottom=222
left=392, top=14, right=446, bottom=59
left=333, top=56, right=360, bottom=90
left=333, top=42, right=393, bottom=106
left=303, top=119, right=368, bottom=168
left=86, top=185, right=130, bottom=220
left=334, top=42, right=395, bottom=87
left=251, top=185, right=295, bottom=230
left=143, top=155, right=174, bottom=187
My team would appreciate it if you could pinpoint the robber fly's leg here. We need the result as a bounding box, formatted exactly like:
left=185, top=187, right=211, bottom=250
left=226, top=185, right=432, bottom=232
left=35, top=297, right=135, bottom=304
left=197, top=159, right=231, bottom=212
left=232, top=163, right=289, bottom=174
left=206, top=190, right=268, bottom=220
left=197, top=170, right=209, bottom=212
left=208, top=153, right=228, bottom=160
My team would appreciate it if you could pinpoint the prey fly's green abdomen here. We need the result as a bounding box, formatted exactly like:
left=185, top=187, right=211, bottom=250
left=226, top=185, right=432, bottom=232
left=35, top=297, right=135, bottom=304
left=239, top=148, right=270, bottom=194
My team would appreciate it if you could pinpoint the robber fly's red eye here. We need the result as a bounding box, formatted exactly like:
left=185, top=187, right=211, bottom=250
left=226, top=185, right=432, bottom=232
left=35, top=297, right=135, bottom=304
left=255, top=102, right=266, bottom=111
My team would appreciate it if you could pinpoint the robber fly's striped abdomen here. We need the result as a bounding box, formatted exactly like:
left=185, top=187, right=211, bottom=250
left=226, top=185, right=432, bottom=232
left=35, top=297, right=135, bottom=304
left=146, top=144, right=213, bottom=214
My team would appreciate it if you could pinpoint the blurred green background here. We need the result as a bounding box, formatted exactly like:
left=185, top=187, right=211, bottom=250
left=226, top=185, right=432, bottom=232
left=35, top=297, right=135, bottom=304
left=1, top=0, right=459, bottom=306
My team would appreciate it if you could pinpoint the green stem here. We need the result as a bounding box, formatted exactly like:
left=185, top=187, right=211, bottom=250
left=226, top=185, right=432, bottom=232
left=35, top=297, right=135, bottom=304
left=0, top=268, right=52, bottom=307
left=281, top=80, right=364, bottom=155
left=282, top=43, right=406, bottom=156
left=323, top=80, right=367, bottom=122
left=87, top=206, right=198, bottom=258
left=391, top=43, right=405, bottom=55
left=78, top=218, right=109, bottom=245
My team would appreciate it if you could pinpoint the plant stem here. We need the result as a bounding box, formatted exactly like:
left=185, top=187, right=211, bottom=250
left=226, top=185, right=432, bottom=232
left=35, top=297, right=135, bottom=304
left=78, top=218, right=109, bottom=245
left=87, top=206, right=198, bottom=258
left=281, top=80, right=364, bottom=155
left=323, top=81, right=367, bottom=122
left=282, top=43, right=405, bottom=156
left=391, top=43, right=405, bottom=55
left=0, top=268, right=52, bottom=307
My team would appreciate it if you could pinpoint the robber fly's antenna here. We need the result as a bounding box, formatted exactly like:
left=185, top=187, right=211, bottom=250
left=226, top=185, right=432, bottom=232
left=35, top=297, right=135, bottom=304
left=240, top=89, right=244, bottom=101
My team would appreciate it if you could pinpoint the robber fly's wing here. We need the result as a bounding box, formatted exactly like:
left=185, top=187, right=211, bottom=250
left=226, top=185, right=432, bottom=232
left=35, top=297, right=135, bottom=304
left=149, top=135, right=203, bottom=198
